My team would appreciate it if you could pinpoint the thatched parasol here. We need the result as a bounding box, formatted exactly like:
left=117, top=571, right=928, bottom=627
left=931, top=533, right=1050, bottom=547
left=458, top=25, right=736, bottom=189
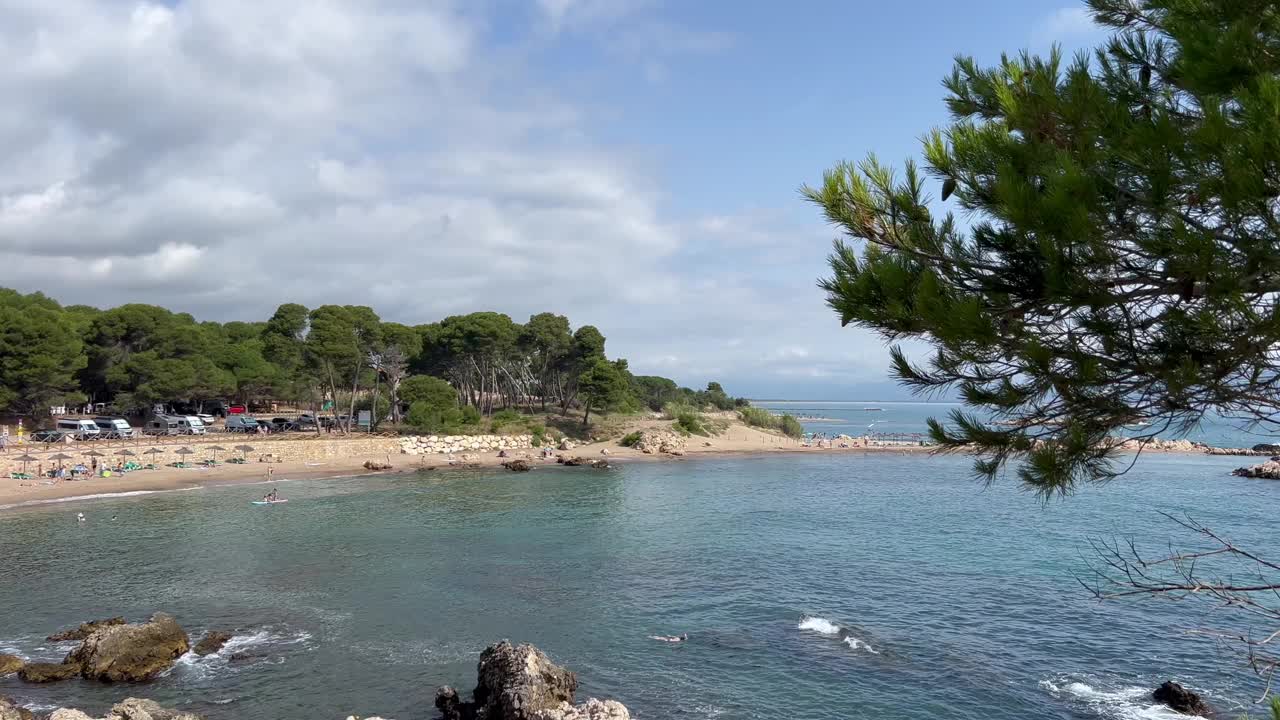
left=114, top=449, right=137, bottom=457
left=82, top=449, right=106, bottom=458
left=48, top=452, right=74, bottom=468
left=206, top=444, right=227, bottom=461
left=13, top=453, right=37, bottom=472
left=234, top=444, right=255, bottom=460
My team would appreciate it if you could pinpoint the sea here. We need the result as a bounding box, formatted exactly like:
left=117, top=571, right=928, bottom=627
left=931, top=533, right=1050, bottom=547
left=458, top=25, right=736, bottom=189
left=1, top=402, right=1277, bottom=719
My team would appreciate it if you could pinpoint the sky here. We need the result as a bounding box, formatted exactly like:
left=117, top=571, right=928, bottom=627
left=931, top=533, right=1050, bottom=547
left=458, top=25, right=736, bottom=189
left=0, top=0, right=1108, bottom=400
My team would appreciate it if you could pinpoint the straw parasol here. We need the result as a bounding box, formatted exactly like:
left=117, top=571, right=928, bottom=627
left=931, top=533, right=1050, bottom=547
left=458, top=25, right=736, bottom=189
left=174, top=447, right=195, bottom=465
left=13, top=453, right=37, bottom=472
left=234, top=444, right=255, bottom=460
left=206, top=444, right=227, bottom=461
left=114, top=449, right=137, bottom=457
left=82, top=449, right=105, bottom=458
left=143, top=448, right=164, bottom=464
left=48, top=452, right=74, bottom=468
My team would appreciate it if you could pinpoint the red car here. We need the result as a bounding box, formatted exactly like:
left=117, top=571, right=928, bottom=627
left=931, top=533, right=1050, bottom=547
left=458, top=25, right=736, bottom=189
left=228, top=404, right=247, bottom=415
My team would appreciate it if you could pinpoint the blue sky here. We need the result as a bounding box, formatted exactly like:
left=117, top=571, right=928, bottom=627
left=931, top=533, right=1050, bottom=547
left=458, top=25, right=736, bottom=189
left=0, top=0, right=1106, bottom=399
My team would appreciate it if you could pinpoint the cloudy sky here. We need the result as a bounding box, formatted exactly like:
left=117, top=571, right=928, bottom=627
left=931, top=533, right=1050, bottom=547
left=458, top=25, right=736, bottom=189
left=0, top=0, right=1105, bottom=399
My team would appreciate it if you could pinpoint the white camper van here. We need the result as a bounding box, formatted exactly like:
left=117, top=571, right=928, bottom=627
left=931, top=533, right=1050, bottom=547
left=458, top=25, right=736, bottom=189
left=55, top=418, right=101, bottom=440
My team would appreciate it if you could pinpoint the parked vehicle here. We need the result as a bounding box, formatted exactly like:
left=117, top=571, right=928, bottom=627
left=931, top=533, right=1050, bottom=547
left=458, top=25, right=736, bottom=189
left=192, top=412, right=216, bottom=426
left=92, top=417, right=136, bottom=439
left=30, top=429, right=63, bottom=443
left=224, top=416, right=259, bottom=433
left=145, top=416, right=182, bottom=435
left=270, top=417, right=297, bottom=432
left=203, top=400, right=229, bottom=418
left=228, top=404, right=248, bottom=415
left=255, top=419, right=274, bottom=433
left=56, top=418, right=101, bottom=440
left=178, top=416, right=207, bottom=435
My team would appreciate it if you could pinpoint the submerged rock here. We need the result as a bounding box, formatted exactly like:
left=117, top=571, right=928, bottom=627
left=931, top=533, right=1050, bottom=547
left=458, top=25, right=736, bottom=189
left=66, top=613, right=190, bottom=682
left=502, top=459, right=531, bottom=472
left=192, top=631, right=232, bottom=656
left=1152, top=681, right=1211, bottom=716
left=0, top=695, right=36, bottom=720
left=47, top=617, right=127, bottom=642
left=18, top=662, right=80, bottom=683
left=0, top=654, right=23, bottom=676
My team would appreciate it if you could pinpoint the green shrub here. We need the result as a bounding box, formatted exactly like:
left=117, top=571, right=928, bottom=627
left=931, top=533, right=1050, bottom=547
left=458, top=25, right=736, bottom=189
left=739, top=407, right=777, bottom=429
left=673, top=411, right=707, bottom=436
left=460, top=404, right=482, bottom=426
left=778, top=414, right=804, bottom=438
left=531, top=425, right=546, bottom=447
left=662, top=400, right=698, bottom=420
left=620, top=431, right=642, bottom=447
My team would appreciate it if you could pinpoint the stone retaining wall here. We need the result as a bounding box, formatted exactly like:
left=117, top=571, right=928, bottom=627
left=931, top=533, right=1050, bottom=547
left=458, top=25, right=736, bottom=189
left=0, top=436, right=402, bottom=476
left=399, top=434, right=533, bottom=455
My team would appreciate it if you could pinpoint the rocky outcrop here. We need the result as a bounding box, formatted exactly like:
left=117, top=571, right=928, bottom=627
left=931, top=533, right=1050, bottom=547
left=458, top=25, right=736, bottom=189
left=1206, top=446, right=1271, bottom=456
left=435, top=641, right=630, bottom=720
left=502, top=460, right=531, bottom=472
left=1232, top=460, right=1280, bottom=479
left=48, top=617, right=126, bottom=642
left=557, top=439, right=576, bottom=451
left=0, top=695, right=35, bottom=720
left=1152, top=681, right=1210, bottom=716
left=631, top=431, right=686, bottom=456
left=47, top=698, right=203, bottom=720
left=18, top=662, right=80, bottom=683
left=436, top=641, right=578, bottom=720
left=532, top=699, right=630, bottom=720
left=192, top=631, right=232, bottom=656
left=0, top=654, right=22, bottom=676
left=1253, top=443, right=1280, bottom=454
left=66, top=613, right=190, bottom=682
left=401, top=435, right=534, bottom=456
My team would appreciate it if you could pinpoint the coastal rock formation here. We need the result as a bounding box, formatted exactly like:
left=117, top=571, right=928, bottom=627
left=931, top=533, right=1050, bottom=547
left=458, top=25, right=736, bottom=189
left=435, top=640, right=579, bottom=720
left=18, top=662, right=80, bottom=683
left=1152, top=681, right=1210, bottom=716
left=532, top=699, right=630, bottom=720
left=0, top=655, right=22, bottom=676
left=400, top=435, right=534, bottom=456
left=48, top=617, right=127, bottom=642
left=558, top=439, right=576, bottom=451
left=1232, top=460, right=1280, bottom=479
left=0, top=695, right=35, bottom=720
left=46, top=698, right=203, bottom=720
left=1253, top=443, right=1280, bottom=454
left=192, top=631, right=232, bottom=656
left=631, top=430, right=687, bottom=456
left=67, top=613, right=190, bottom=682
left=1205, top=446, right=1271, bottom=456
left=502, top=460, right=531, bottom=472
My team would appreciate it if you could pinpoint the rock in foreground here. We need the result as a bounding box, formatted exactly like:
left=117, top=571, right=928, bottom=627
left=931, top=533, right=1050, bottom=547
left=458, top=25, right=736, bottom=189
left=436, top=641, right=629, bottom=720
left=0, top=695, right=35, bottom=720
left=1232, top=460, right=1280, bottom=479
left=66, top=613, right=190, bottom=682
left=502, top=459, right=531, bottom=472
left=1152, top=681, right=1211, bottom=716
left=48, top=618, right=127, bottom=643
left=48, top=698, right=203, bottom=720
left=17, top=662, right=80, bottom=683
left=0, top=655, right=22, bottom=676
left=192, top=631, right=232, bottom=656
left=532, top=699, right=630, bottom=720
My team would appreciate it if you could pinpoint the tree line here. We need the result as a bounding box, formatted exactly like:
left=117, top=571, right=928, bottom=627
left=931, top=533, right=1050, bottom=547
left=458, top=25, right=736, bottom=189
left=0, top=288, right=745, bottom=430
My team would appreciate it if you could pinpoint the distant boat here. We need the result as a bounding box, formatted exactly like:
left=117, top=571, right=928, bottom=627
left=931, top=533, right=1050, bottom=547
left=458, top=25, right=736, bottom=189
left=861, top=408, right=884, bottom=412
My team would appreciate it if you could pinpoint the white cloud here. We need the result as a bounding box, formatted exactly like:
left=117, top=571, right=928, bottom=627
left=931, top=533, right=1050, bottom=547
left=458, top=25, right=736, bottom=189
left=0, top=0, right=900, bottom=398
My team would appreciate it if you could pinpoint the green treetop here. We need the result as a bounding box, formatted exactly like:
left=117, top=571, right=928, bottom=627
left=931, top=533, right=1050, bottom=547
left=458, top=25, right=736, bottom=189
left=807, top=0, right=1280, bottom=495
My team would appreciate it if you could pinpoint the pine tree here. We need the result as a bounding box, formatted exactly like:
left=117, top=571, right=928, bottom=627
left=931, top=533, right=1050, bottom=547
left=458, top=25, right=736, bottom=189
left=806, top=0, right=1280, bottom=495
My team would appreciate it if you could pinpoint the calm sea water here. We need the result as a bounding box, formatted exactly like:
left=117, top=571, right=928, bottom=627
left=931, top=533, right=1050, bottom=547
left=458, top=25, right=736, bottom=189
left=755, top=400, right=1278, bottom=448
left=1, top=452, right=1277, bottom=719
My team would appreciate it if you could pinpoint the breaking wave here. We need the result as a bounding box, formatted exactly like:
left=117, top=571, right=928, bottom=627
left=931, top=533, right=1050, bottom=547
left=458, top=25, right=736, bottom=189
left=797, top=615, right=879, bottom=654
left=1040, top=676, right=1188, bottom=719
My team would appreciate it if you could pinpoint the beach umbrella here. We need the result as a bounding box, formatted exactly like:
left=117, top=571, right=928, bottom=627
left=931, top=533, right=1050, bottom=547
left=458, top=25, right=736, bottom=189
left=114, top=449, right=137, bottom=457
left=48, top=452, right=74, bottom=468
left=82, top=449, right=106, bottom=458
left=143, top=448, right=164, bottom=463
left=175, top=447, right=195, bottom=463
left=206, top=444, right=227, bottom=462
left=13, top=453, right=37, bottom=472
left=234, top=444, right=255, bottom=460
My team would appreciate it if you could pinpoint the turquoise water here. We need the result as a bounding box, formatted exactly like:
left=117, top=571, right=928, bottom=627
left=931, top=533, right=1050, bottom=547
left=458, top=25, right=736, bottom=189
left=756, top=400, right=1278, bottom=448
left=1, top=453, right=1277, bottom=719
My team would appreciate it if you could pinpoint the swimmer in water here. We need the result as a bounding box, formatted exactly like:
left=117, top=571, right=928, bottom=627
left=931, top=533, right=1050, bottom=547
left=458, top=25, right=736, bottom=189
left=649, top=633, right=687, bottom=643
left=76, top=512, right=85, bottom=523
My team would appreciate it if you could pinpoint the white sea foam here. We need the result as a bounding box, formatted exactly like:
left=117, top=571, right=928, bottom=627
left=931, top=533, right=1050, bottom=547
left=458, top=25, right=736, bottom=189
left=797, top=615, right=879, bottom=654
left=167, top=627, right=313, bottom=681
left=0, top=487, right=202, bottom=512
left=1040, top=677, right=1187, bottom=719
left=797, top=616, right=841, bottom=635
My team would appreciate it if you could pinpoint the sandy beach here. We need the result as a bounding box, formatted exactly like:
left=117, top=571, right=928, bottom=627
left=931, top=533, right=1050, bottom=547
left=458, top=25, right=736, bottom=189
left=0, top=421, right=936, bottom=511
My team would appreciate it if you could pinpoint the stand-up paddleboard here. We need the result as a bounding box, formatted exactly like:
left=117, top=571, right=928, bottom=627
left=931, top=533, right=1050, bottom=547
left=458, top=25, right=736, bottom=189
left=250, top=499, right=288, bottom=505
